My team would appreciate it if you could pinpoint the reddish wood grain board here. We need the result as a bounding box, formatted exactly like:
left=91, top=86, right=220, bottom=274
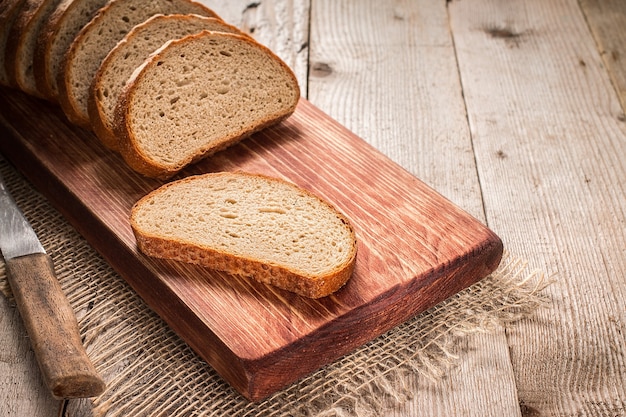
left=0, top=87, right=503, bottom=401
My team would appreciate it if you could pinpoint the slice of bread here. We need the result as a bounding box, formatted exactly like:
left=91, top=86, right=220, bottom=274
left=0, top=0, right=27, bottom=86
left=33, top=0, right=109, bottom=101
left=130, top=172, right=358, bottom=298
left=115, top=31, right=300, bottom=179
left=89, top=14, right=243, bottom=151
left=5, top=0, right=63, bottom=96
left=57, top=0, right=218, bottom=128
left=4, top=0, right=41, bottom=88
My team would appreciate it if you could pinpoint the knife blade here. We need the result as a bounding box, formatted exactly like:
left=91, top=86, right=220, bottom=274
left=0, top=172, right=105, bottom=399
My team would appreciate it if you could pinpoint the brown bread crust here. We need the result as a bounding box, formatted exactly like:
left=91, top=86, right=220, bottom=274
left=4, top=0, right=45, bottom=90
left=88, top=14, right=243, bottom=151
left=114, top=31, right=299, bottom=180
left=7, top=0, right=63, bottom=96
left=0, top=0, right=28, bottom=86
left=56, top=39, right=88, bottom=126
left=32, top=0, right=101, bottom=101
left=130, top=172, right=358, bottom=299
left=56, top=0, right=218, bottom=129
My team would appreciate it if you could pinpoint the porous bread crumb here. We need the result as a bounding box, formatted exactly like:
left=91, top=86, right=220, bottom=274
left=90, top=14, right=242, bottom=150
left=35, top=0, right=110, bottom=99
left=117, top=31, right=299, bottom=178
left=59, top=0, right=216, bottom=126
left=131, top=173, right=357, bottom=298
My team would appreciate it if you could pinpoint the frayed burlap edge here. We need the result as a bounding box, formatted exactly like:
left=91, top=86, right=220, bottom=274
left=0, top=159, right=551, bottom=417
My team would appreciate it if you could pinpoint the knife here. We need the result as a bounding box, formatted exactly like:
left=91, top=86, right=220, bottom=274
left=0, top=172, right=105, bottom=399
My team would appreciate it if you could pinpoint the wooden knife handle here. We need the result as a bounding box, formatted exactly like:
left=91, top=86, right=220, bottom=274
left=5, top=253, right=106, bottom=399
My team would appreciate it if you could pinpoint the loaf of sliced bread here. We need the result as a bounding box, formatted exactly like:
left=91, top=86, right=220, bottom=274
left=4, top=0, right=42, bottom=87
left=115, top=31, right=300, bottom=179
left=33, top=0, right=109, bottom=101
left=89, top=14, right=243, bottom=151
left=0, top=0, right=27, bottom=86
left=4, top=0, right=63, bottom=96
left=57, top=0, right=218, bottom=128
left=130, top=172, right=358, bottom=298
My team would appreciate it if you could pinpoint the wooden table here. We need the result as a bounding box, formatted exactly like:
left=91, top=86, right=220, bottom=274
left=2, top=0, right=625, bottom=415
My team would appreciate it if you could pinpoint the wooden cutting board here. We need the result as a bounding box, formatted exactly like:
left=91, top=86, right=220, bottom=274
left=0, top=87, right=502, bottom=401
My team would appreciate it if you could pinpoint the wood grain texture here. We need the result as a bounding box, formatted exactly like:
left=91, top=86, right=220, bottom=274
left=579, top=0, right=626, bottom=115
left=449, top=0, right=626, bottom=415
left=307, top=1, right=524, bottom=416
left=0, top=88, right=502, bottom=400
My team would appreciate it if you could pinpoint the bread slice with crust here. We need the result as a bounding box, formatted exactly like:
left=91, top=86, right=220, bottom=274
left=33, top=0, right=109, bottom=101
left=89, top=14, right=243, bottom=151
left=115, top=30, right=300, bottom=179
left=130, top=172, right=358, bottom=298
left=4, top=0, right=63, bottom=96
left=57, top=0, right=218, bottom=128
left=0, top=0, right=27, bottom=86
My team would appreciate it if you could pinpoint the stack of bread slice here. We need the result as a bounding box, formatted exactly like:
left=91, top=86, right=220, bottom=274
left=1, top=0, right=300, bottom=179
left=34, top=0, right=122, bottom=101
left=4, top=0, right=64, bottom=96
left=1, top=1, right=356, bottom=297
left=0, top=0, right=26, bottom=86
left=57, top=0, right=220, bottom=128
left=89, top=14, right=243, bottom=151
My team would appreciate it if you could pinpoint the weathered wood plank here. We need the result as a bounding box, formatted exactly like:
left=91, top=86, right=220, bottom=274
left=579, top=0, right=626, bottom=114
left=308, top=1, right=523, bottom=416
left=308, top=0, right=484, bottom=216
left=449, top=0, right=626, bottom=415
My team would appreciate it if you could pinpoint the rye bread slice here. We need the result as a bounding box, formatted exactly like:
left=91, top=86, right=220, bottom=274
left=114, top=31, right=300, bottom=179
left=130, top=172, right=358, bottom=298
left=89, top=14, right=243, bottom=151
left=57, top=0, right=218, bottom=128
left=33, top=0, right=109, bottom=101
left=0, top=0, right=27, bottom=86
left=4, top=0, right=63, bottom=96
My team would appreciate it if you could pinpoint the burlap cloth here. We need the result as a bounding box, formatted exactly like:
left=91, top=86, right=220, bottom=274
left=0, top=158, right=550, bottom=416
